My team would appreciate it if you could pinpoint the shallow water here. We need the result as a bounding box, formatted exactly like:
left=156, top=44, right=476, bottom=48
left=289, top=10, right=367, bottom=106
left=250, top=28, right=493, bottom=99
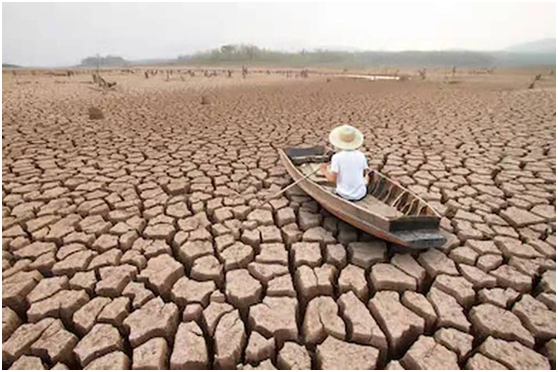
left=344, top=74, right=400, bottom=81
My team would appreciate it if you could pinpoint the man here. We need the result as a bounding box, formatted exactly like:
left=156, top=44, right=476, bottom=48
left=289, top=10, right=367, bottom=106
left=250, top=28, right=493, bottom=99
left=320, top=124, right=369, bottom=201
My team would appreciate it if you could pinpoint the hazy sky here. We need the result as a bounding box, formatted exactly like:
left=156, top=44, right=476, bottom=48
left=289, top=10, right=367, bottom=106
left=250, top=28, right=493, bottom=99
left=3, top=2, right=556, bottom=67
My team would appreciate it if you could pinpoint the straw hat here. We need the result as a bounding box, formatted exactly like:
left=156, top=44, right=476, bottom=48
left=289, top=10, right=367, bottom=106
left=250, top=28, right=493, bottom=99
left=329, top=124, right=364, bottom=150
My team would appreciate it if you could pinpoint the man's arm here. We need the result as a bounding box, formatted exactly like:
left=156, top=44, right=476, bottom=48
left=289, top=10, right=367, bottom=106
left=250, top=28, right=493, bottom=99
left=320, top=163, right=337, bottom=183
left=364, top=167, right=370, bottom=185
left=362, top=153, right=370, bottom=184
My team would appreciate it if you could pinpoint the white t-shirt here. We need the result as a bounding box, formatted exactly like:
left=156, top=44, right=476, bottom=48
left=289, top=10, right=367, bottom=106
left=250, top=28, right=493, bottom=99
left=330, top=150, right=368, bottom=200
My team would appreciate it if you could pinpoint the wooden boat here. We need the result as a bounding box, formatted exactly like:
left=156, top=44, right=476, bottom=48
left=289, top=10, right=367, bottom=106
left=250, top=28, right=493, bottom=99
left=280, top=146, right=446, bottom=249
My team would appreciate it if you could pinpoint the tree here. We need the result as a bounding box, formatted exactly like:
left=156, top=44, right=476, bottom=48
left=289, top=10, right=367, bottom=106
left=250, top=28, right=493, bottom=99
left=80, top=55, right=129, bottom=67
left=220, top=45, right=236, bottom=55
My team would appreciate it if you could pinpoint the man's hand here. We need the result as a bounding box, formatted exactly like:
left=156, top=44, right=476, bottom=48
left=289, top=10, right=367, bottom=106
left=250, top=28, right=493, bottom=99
left=320, top=163, right=328, bottom=176
left=321, top=163, right=337, bottom=183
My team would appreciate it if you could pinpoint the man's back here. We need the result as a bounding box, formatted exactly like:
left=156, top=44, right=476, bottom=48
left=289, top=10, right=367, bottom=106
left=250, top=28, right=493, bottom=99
left=331, top=150, right=368, bottom=200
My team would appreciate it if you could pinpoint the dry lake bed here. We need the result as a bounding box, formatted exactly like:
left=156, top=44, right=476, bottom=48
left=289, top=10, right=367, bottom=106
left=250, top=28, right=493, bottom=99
left=2, top=68, right=556, bottom=369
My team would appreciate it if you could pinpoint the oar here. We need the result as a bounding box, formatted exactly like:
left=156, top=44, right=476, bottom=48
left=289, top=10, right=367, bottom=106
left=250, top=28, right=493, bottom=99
left=252, top=165, right=323, bottom=210
left=251, top=146, right=336, bottom=209
left=231, top=145, right=334, bottom=212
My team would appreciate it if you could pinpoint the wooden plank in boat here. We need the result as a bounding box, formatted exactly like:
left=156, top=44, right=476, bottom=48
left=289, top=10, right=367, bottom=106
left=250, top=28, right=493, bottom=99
left=392, top=229, right=446, bottom=249
left=355, top=194, right=403, bottom=219
left=291, top=155, right=330, bottom=165
left=284, top=146, right=331, bottom=165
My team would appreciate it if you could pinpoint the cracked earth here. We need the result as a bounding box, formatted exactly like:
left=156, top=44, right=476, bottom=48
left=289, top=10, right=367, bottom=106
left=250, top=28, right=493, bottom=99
left=2, top=70, right=556, bottom=369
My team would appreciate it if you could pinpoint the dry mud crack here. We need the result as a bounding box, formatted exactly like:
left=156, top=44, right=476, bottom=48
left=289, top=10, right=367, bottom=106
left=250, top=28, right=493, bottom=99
left=1, top=71, right=556, bottom=369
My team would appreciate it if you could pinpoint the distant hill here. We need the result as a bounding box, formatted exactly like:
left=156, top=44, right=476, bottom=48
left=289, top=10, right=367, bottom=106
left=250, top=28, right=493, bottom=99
left=505, top=38, right=556, bottom=54
left=490, top=51, right=555, bottom=67
left=2, top=63, right=20, bottom=68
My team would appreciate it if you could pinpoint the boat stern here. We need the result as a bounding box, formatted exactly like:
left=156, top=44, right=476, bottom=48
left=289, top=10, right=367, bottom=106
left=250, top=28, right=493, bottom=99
left=391, top=229, right=447, bottom=250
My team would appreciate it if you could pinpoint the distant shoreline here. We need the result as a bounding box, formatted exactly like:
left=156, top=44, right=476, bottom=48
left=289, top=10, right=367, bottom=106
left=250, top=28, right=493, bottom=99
left=4, top=47, right=556, bottom=70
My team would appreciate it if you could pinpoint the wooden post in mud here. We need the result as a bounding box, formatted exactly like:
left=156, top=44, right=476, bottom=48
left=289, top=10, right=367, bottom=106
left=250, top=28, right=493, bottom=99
left=528, top=78, right=536, bottom=89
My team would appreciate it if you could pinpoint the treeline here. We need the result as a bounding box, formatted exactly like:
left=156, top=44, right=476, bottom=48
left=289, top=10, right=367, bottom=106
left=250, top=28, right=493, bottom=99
left=80, top=55, right=130, bottom=67
left=179, top=44, right=359, bottom=66
left=179, top=44, right=555, bottom=68
left=76, top=45, right=555, bottom=68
